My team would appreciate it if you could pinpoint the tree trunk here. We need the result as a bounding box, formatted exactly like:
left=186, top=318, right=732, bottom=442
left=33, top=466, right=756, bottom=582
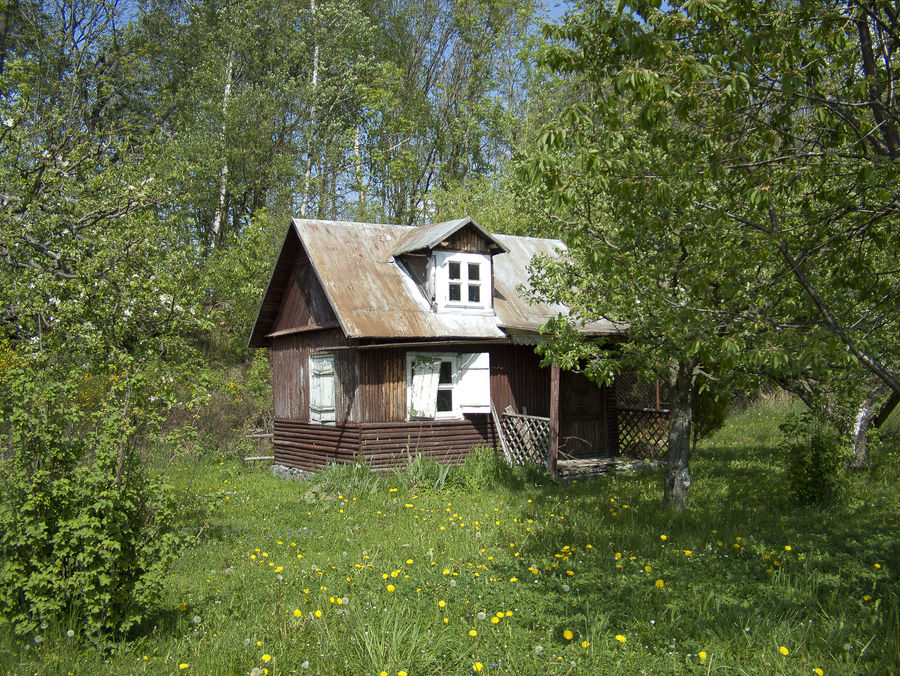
left=299, top=0, right=318, bottom=218
left=663, top=358, right=695, bottom=510
left=852, top=387, right=900, bottom=470
left=211, top=50, right=234, bottom=248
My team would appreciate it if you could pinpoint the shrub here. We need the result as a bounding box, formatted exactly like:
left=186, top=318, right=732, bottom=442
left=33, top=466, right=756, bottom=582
left=0, top=364, right=193, bottom=641
left=780, top=413, right=850, bottom=506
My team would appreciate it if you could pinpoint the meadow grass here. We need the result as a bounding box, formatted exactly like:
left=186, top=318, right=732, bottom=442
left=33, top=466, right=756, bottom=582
left=2, top=398, right=897, bottom=675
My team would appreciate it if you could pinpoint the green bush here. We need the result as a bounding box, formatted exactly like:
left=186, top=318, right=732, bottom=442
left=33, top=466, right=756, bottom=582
left=0, top=365, right=192, bottom=641
left=780, top=413, right=850, bottom=506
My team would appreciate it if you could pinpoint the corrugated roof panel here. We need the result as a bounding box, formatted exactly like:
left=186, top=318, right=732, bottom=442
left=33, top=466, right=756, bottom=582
left=282, top=218, right=621, bottom=340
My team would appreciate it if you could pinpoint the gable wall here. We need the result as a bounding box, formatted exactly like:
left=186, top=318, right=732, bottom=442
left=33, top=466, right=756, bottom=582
left=271, top=251, right=338, bottom=334
left=439, top=225, right=493, bottom=253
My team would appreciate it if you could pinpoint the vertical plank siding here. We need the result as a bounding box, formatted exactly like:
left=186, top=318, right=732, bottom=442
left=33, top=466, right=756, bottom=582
left=559, top=371, right=612, bottom=458
left=444, top=226, right=493, bottom=253
left=489, top=345, right=550, bottom=416
left=271, top=255, right=338, bottom=334
left=269, top=329, right=348, bottom=423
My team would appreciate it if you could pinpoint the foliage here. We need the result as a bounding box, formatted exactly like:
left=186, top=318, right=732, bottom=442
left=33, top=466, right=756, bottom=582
left=691, top=380, right=730, bottom=451
left=518, top=0, right=900, bottom=506
left=780, top=413, right=851, bottom=507
left=0, top=362, right=198, bottom=640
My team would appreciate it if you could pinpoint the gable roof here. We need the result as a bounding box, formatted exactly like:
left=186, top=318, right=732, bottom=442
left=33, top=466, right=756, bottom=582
left=249, top=218, right=622, bottom=346
left=391, top=216, right=509, bottom=256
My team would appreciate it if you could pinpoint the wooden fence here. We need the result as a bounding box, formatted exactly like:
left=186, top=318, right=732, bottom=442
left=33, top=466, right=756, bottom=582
left=497, top=410, right=551, bottom=467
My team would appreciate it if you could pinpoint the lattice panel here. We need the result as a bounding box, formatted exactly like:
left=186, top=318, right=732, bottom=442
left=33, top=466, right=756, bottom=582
left=617, top=408, right=669, bottom=459
left=615, top=372, right=668, bottom=409
left=500, top=413, right=550, bottom=467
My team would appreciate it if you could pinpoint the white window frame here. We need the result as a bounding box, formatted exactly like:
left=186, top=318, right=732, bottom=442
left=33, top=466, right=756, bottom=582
left=406, top=351, right=491, bottom=420
left=309, top=353, right=336, bottom=425
left=431, top=251, right=492, bottom=313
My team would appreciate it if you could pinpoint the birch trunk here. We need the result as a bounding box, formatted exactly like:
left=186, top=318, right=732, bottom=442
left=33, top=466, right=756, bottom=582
left=663, top=358, right=695, bottom=510
left=299, top=0, right=318, bottom=218
left=211, top=50, right=233, bottom=248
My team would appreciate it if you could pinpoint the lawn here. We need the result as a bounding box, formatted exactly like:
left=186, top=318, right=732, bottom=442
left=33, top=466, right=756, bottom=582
left=2, top=398, right=897, bottom=675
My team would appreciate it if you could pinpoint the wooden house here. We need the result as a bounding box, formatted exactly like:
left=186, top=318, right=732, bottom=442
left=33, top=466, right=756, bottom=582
left=248, top=217, right=626, bottom=473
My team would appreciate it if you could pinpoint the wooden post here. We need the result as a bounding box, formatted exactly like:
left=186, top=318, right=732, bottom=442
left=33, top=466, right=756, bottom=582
left=549, top=365, right=560, bottom=478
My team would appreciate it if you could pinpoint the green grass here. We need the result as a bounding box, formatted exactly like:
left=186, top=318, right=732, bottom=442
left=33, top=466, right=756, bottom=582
left=2, top=398, right=898, bottom=675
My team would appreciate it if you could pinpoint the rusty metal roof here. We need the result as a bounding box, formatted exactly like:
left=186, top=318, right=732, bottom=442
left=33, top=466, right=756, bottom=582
left=256, top=218, right=622, bottom=342
left=391, top=216, right=510, bottom=256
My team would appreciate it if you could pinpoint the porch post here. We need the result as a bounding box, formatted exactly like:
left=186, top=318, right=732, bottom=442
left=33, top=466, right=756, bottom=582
left=549, top=364, right=560, bottom=478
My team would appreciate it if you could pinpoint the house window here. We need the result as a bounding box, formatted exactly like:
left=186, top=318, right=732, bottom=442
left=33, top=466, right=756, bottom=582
left=433, top=252, right=491, bottom=312
left=309, top=354, right=335, bottom=424
left=407, top=352, right=490, bottom=419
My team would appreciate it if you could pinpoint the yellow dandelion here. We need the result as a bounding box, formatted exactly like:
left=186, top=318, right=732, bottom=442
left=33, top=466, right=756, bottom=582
left=660, top=534, right=667, bottom=540
left=784, top=545, right=791, bottom=551
left=615, top=634, right=627, bottom=643
left=380, top=672, right=388, bottom=676
left=179, top=664, right=189, bottom=670
left=178, top=602, right=187, bottom=611
left=387, top=584, right=395, bottom=592
left=814, top=669, right=824, bottom=675
left=491, top=617, right=500, bottom=624
left=469, top=629, right=478, bottom=637
left=581, top=640, right=590, bottom=648
left=473, top=662, right=484, bottom=672
left=615, top=552, right=622, bottom=559
left=699, top=651, right=707, bottom=660
left=563, top=630, right=574, bottom=640
left=644, top=565, right=652, bottom=573
left=314, top=610, right=322, bottom=617
left=439, top=600, right=446, bottom=608
left=655, top=579, right=664, bottom=588
left=779, top=646, right=789, bottom=656
left=398, top=671, right=408, bottom=676
left=293, top=609, right=302, bottom=618
left=262, top=654, right=271, bottom=662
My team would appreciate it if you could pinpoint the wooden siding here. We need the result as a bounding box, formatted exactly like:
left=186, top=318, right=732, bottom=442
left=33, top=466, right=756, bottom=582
left=489, top=344, right=550, bottom=416
left=269, top=329, right=349, bottom=422
left=273, top=416, right=496, bottom=471
left=440, top=225, right=493, bottom=253
left=271, top=253, right=338, bottom=334
left=359, top=416, right=497, bottom=469
left=347, top=343, right=551, bottom=423
left=559, top=371, right=611, bottom=458
left=353, top=348, right=407, bottom=422
left=273, top=419, right=362, bottom=470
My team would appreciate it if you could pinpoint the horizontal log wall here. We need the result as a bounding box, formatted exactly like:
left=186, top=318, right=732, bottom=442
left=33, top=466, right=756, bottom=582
left=273, top=416, right=497, bottom=472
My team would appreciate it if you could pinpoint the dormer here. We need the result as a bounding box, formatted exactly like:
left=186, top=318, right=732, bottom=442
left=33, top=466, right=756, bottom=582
left=391, top=217, right=510, bottom=315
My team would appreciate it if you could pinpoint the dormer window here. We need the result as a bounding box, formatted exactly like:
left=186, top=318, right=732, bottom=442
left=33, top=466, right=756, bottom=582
left=433, top=251, right=492, bottom=312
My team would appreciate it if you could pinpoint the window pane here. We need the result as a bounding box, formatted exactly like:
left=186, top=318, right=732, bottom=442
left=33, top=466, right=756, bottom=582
left=468, top=263, right=480, bottom=281
left=448, top=261, right=461, bottom=279
left=449, top=283, right=461, bottom=301
left=468, top=284, right=480, bottom=303
left=439, top=360, right=452, bottom=384
left=436, top=389, right=453, bottom=412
